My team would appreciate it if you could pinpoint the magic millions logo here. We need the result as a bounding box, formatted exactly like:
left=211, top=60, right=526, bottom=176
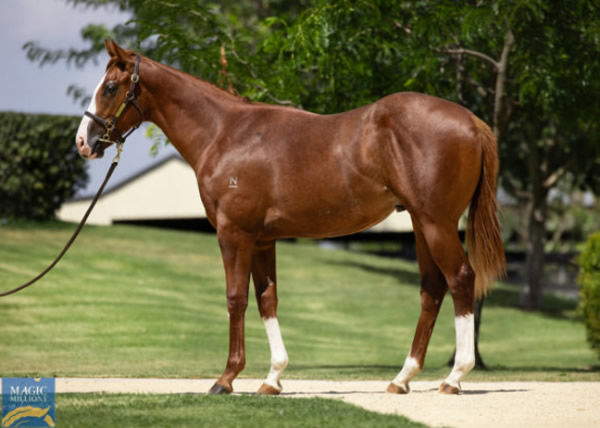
left=1, top=378, right=55, bottom=427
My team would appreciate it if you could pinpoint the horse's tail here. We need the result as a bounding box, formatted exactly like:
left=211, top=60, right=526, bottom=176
left=467, top=115, right=506, bottom=299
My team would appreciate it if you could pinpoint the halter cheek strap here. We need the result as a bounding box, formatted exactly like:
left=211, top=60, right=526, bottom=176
left=85, top=55, right=143, bottom=145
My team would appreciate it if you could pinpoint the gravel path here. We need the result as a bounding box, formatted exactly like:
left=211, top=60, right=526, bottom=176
left=57, top=378, right=600, bottom=428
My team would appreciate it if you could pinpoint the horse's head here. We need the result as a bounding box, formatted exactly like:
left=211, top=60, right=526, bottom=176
left=76, top=40, right=144, bottom=159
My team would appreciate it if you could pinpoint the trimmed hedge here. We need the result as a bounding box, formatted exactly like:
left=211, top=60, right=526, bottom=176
left=578, top=231, right=600, bottom=359
left=0, top=112, right=88, bottom=220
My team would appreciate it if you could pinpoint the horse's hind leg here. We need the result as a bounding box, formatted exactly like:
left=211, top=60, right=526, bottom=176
left=420, top=220, right=476, bottom=394
left=388, top=221, right=448, bottom=394
left=252, top=241, right=288, bottom=395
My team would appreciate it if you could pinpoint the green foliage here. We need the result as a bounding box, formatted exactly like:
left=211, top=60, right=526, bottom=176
left=496, top=1, right=600, bottom=196
left=0, top=112, right=88, bottom=220
left=578, top=232, right=600, bottom=359
left=250, top=0, right=411, bottom=113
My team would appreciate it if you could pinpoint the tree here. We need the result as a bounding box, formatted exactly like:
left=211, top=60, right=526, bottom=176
left=26, top=0, right=600, bottom=309
left=0, top=113, right=88, bottom=220
left=410, top=0, right=600, bottom=308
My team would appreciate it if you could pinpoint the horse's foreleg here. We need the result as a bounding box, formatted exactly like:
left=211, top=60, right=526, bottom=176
left=252, top=242, right=288, bottom=395
left=209, top=225, right=253, bottom=395
left=388, top=224, right=447, bottom=394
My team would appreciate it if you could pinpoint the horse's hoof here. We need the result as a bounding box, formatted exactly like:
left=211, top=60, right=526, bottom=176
left=438, top=382, right=460, bottom=395
left=386, top=382, right=409, bottom=394
left=209, top=382, right=232, bottom=395
left=257, top=383, right=281, bottom=395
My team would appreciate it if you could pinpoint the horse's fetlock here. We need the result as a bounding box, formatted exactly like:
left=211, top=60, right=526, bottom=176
left=271, top=353, right=288, bottom=371
left=455, top=351, right=475, bottom=372
left=227, top=355, right=246, bottom=374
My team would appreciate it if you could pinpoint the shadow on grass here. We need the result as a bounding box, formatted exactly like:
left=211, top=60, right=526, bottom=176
left=0, top=219, right=75, bottom=230
left=485, top=286, right=580, bottom=320
left=324, top=259, right=578, bottom=320
left=321, top=259, right=421, bottom=288
left=485, top=364, right=600, bottom=374
left=287, top=362, right=600, bottom=375
left=288, top=364, right=399, bottom=373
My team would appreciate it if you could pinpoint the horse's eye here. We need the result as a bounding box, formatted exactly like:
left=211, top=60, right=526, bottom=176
left=103, top=81, right=118, bottom=97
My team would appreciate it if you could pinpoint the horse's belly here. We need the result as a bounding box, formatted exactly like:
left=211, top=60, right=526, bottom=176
left=262, top=191, right=399, bottom=239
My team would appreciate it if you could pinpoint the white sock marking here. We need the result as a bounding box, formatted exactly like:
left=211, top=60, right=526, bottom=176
left=444, top=313, right=475, bottom=389
left=263, top=317, right=288, bottom=390
left=391, top=355, right=421, bottom=391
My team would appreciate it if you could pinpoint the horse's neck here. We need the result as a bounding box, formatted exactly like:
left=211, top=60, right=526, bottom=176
left=143, top=59, right=238, bottom=166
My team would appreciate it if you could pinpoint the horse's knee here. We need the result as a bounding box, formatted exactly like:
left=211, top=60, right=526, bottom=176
left=227, top=292, right=248, bottom=316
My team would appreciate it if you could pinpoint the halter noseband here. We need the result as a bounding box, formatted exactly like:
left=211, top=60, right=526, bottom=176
left=85, top=55, right=143, bottom=146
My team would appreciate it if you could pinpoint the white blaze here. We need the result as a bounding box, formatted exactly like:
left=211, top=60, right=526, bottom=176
left=263, top=317, right=288, bottom=390
left=75, top=72, right=107, bottom=148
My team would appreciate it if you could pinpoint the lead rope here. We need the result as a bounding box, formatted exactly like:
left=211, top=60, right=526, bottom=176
left=0, top=143, right=123, bottom=297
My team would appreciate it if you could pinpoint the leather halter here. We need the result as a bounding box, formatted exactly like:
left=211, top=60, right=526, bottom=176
left=84, top=55, right=143, bottom=146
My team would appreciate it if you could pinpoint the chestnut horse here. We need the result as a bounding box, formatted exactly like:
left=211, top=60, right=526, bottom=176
left=76, top=40, right=505, bottom=395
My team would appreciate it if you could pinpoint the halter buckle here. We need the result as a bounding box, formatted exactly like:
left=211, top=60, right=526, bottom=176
left=112, top=142, right=124, bottom=163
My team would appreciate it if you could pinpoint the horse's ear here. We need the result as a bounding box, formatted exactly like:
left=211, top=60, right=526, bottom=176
left=104, top=39, right=130, bottom=65
left=104, top=39, right=117, bottom=57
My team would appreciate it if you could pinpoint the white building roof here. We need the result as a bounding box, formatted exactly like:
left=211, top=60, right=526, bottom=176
left=57, top=155, right=205, bottom=225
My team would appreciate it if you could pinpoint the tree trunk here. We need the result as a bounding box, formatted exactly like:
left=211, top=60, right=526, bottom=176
left=525, top=208, right=546, bottom=309
left=492, top=28, right=514, bottom=142
left=521, top=137, right=549, bottom=310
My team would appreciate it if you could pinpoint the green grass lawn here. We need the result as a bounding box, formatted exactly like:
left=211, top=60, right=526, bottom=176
left=0, top=222, right=598, bottom=382
left=54, top=394, right=427, bottom=428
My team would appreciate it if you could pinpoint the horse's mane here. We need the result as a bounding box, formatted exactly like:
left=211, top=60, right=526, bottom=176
left=147, top=56, right=251, bottom=104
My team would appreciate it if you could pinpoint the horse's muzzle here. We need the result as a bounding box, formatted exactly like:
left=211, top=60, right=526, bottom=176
left=91, top=140, right=111, bottom=159
left=76, top=134, right=107, bottom=160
